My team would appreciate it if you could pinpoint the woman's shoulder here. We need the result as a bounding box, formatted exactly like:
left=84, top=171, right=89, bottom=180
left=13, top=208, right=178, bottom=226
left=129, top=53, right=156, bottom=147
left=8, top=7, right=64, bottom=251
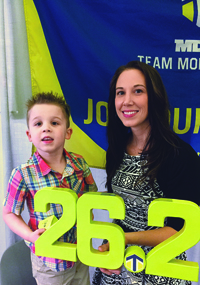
left=158, top=135, right=200, bottom=182
left=176, top=135, right=196, bottom=151
left=167, top=135, right=199, bottom=162
left=157, top=136, right=200, bottom=204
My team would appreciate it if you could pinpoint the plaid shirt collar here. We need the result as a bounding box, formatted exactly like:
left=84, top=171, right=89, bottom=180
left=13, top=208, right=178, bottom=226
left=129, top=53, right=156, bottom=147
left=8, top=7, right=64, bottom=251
left=32, top=149, right=75, bottom=178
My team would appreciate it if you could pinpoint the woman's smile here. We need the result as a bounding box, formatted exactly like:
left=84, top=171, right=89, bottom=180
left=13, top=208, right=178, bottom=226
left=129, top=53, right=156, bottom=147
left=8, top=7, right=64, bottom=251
left=115, top=69, right=149, bottom=132
left=122, top=110, right=139, bottom=118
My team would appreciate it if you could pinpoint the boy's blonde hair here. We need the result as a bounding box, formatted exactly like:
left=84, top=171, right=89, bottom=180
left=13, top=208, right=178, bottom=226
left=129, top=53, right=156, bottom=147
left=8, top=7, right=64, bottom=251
left=26, top=92, right=71, bottom=127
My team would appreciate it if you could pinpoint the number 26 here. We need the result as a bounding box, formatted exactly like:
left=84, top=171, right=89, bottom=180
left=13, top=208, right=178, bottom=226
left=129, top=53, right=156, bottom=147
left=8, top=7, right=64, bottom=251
left=34, top=188, right=125, bottom=270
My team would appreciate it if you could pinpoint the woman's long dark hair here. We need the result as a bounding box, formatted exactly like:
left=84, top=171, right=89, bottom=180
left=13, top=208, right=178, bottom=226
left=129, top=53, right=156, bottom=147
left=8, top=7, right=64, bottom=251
left=106, top=61, right=179, bottom=193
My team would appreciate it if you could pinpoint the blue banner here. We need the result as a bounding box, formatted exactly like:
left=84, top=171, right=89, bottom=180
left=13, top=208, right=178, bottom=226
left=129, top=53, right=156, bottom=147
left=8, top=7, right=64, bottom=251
left=29, top=0, right=200, bottom=165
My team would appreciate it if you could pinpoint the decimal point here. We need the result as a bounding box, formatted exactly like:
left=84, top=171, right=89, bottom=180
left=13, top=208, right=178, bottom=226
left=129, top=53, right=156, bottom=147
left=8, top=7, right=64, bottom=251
left=124, top=246, right=146, bottom=273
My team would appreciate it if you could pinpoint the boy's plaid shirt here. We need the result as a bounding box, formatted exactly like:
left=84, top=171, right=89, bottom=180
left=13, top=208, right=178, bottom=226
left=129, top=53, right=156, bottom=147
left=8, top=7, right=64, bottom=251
left=4, top=149, right=97, bottom=272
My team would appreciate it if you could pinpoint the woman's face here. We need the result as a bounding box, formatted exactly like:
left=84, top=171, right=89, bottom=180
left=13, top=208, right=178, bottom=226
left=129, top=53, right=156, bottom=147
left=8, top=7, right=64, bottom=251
left=115, top=69, right=150, bottom=133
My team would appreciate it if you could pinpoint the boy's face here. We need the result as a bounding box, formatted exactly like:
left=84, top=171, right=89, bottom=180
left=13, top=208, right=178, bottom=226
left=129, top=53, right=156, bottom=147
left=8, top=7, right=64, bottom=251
left=26, top=104, right=72, bottom=157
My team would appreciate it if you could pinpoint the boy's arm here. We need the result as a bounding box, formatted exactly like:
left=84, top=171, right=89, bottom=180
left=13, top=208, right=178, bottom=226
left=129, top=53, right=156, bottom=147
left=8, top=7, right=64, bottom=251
left=3, top=205, right=45, bottom=243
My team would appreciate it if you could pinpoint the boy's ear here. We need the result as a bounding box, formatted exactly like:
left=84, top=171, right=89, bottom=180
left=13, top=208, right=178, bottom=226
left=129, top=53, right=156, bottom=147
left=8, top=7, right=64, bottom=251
left=26, top=130, right=32, bottom=142
left=65, top=128, right=73, bottom=140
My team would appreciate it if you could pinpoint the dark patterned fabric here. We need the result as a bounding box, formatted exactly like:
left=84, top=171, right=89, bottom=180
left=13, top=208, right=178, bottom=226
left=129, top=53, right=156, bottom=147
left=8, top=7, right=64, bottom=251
left=92, top=153, right=191, bottom=285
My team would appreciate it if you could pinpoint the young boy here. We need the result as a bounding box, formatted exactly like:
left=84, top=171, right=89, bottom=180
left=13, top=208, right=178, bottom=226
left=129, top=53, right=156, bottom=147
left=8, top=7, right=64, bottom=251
left=3, top=92, right=97, bottom=285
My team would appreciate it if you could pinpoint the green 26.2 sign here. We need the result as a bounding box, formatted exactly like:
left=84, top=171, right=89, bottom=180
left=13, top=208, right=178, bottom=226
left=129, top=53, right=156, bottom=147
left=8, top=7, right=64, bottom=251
left=34, top=189, right=200, bottom=282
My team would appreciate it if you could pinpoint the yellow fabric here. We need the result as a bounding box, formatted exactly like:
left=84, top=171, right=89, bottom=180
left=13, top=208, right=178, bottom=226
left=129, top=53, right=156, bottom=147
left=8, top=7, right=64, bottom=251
left=23, top=0, right=106, bottom=168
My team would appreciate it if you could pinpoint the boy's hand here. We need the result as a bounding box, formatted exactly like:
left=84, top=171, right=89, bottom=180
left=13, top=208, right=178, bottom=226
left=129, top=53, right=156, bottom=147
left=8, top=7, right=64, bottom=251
left=98, top=242, right=122, bottom=275
left=29, top=228, right=46, bottom=243
left=2, top=208, right=46, bottom=243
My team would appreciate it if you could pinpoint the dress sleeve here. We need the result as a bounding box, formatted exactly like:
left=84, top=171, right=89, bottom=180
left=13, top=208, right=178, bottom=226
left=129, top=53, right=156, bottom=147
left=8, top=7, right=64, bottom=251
left=4, top=168, right=28, bottom=215
left=157, top=141, right=200, bottom=231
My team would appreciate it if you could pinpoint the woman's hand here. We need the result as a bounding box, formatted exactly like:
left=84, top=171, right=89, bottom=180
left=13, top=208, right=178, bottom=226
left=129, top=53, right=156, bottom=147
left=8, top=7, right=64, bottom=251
left=98, top=242, right=122, bottom=275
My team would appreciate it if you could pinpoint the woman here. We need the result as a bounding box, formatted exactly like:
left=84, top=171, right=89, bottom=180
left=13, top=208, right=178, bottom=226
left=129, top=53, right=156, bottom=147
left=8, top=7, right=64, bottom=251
left=92, top=61, right=200, bottom=285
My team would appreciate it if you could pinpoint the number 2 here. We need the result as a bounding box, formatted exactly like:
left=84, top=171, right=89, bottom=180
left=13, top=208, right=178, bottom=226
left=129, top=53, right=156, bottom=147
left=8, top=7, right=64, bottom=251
left=34, top=187, right=78, bottom=261
left=146, top=198, right=200, bottom=282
